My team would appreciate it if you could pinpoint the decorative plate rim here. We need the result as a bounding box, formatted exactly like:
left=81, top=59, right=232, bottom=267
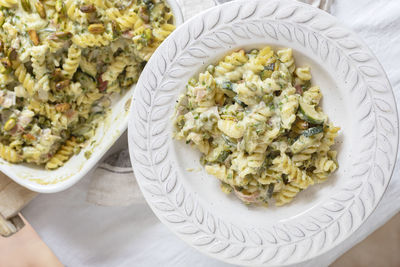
left=128, top=0, right=399, bottom=265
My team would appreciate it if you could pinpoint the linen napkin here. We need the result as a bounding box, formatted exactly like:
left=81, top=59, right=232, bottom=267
left=86, top=132, right=144, bottom=206
left=86, top=0, right=332, bottom=207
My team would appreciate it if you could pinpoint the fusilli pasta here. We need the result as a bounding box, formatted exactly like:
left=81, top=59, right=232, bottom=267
left=0, top=0, right=175, bottom=168
left=174, top=46, right=340, bottom=206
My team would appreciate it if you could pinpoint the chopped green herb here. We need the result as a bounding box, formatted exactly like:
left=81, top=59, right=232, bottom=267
left=267, top=183, right=275, bottom=198
left=301, top=80, right=311, bottom=91
left=269, top=102, right=275, bottom=110
left=188, top=78, right=196, bottom=86
left=262, top=94, right=273, bottom=104
left=84, top=151, right=92, bottom=159
left=222, top=81, right=233, bottom=91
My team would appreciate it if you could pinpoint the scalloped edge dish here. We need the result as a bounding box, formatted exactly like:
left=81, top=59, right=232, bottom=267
left=1, top=0, right=184, bottom=193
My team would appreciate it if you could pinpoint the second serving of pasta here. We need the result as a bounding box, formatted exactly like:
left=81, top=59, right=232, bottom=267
left=0, top=0, right=174, bottom=169
left=173, top=46, right=340, bottom=206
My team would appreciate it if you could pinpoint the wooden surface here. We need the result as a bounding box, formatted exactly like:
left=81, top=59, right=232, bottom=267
left=0, top=173, right=37, bottom=237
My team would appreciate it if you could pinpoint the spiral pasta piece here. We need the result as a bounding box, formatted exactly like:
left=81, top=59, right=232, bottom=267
left=277, top=48, right=295, bottom=73
left=105, top=8, right=123, bottom=20
left=46, top=138, right=77, bottom=169
left=101, top=55, right=129, bottom=84
left=273, top=184, right=300, bottom=206
left=152, top=24, right=176, bottom=41
left=30, top=45, right=48, bottom=79
left=62, top=45, right=81, bottom=78
left=0, top=0, right=17, bottom=8
left=116, top=13, right=143, bottom=31
left=246, top=46, right=274, bottom=74
left=0, top=143, right=22, bottom=163
left=72, top=32, right=113, bottom=48
left=231, top=151, right=265, bottom=179
left=205, top=163, right=248, bottom=187
left=303, top=86, right=322, bottom=105
left=13, top=62, right=35, bottom=96
left=65, top=0, right=86, bottom=23
left=214, top=49, right=248, bottom=78
left=318, top=123, right=340, bottom=153
left=314, top=155, right=337, bottom=173
left=280, top=94, right=299, bottom=129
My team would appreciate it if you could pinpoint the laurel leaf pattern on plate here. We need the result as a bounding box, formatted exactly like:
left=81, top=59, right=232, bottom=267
left=127, top=0, right=398, bottom=265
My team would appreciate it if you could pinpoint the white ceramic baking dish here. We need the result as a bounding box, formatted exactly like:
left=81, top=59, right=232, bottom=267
left=0, top=0, right=183, bottom=193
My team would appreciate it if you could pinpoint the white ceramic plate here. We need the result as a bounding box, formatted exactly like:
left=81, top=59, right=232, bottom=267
left=0, top=0, right=183, bottom=193
left=128, top=0, right=399, bottom=265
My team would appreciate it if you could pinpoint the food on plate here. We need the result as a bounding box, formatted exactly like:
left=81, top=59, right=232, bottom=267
left=173, top=46, right=340, bottom=206
left=0, top=0, right=174, bottom=169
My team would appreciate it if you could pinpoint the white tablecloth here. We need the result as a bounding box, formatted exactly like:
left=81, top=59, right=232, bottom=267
left=22, top=0, right=400, bottom=266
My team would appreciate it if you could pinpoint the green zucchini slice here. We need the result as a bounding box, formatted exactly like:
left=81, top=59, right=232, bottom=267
left=302, top=126, right=323, bottom=137
left=299, top=98, right=325, bottom=124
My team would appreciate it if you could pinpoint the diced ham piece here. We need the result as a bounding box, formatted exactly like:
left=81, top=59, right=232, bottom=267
left=295, top=84, right=303, bottom=95
left=97, top=75, right=108, bottom=92
left=138, top=6, right=149, bottom=23
left=65, top=109, right=76, bottom=119
left=122, top=30, right=135, bottom=39
left=1, top=91, right=16, bottom=108
left=194, top=87, right=207, bottom=102
left=233, top=188, right=261, bottom=203
left=18, top=109, right=34, bottom=128
left=9, top=124, right=24, bottom=136
left=65, top=109, right=78, bottom=123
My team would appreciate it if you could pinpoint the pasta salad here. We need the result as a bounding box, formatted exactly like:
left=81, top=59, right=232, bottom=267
left=0, top=0, right=174, bottom=169
left=173, top=46, right=340, bottom=206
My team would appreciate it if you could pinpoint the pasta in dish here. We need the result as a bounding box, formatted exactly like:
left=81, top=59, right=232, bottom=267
left=173, top=46, right=340, bottom=206
left=0, top=0, right=174, bottom=168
